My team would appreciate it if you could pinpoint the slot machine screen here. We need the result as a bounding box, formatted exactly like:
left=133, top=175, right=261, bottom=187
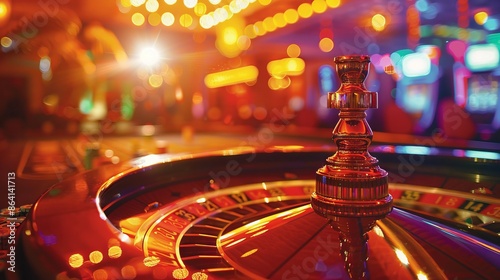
left=466, top=73, right=499, bottom=113
left=401, top=83, right=432, bottom=116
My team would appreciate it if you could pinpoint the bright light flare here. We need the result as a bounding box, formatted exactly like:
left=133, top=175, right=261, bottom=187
left=139, top=46, right=161, bottom=66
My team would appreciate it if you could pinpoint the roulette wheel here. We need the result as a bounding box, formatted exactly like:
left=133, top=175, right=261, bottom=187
left=9, top=56, right=500, bottom=280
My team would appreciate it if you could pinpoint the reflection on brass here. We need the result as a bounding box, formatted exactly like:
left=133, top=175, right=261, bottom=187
left=311, top=55, right=393, bottom=279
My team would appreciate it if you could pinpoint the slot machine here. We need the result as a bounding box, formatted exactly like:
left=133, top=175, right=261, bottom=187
left=449, top=41, right=500, bottom=140
left=394, top=45, right=441, bottom=133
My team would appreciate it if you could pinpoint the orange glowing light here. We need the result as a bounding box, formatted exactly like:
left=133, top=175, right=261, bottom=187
left=192, top=92, right=203, bottom=104
left=175, top=86, right=183, bottom=101
left=148, top=12, right=161, bottom=26
left=0, top=2, right=8, bottom=18
left=319, top=37, right=334, bottom=52
left=93, top=269, right=108, bottom=280
left=241, top=248, right=259, bottom=258
left=287, top=44, right=301, bottom=58
left=121, top=265, right=137, bottom=279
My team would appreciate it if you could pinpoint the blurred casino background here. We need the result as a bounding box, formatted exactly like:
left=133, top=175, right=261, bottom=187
left=0, top=0, right=499, bottom=140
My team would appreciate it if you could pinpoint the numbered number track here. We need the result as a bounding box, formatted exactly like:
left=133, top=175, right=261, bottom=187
left=13, top=147, right=500, bottom=279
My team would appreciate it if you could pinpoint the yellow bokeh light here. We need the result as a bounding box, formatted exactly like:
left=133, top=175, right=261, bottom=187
left=149, top=74, right=163, bottom=88
left=268, top=77, right=281, bottom=90
left=298, top=3, right=313, bottom=19
left=146, top=0, right=159, bottom=12
left=120, top=0, right=132, bottom=8
left=143, top=256, right=161, bottom=267
left=319, top=37, right=334, bottom=52
left=108, top=245, right=122, bottom=258
left=254, top=21, right=266, bottom=36
left=287, top=44, right=301, bottom=58
left=89, top=250, right=104, bottom=264
left=131, top=0, right=145, bottom=7
left=148, top=12, right=161, bottom=26
left=200, top=14, right=214, bottom=29
left=284, top=8, right=299, bottom=24
left=223, top=26, right=238, bottom=44
left=258, top=0, right=271, bottom=6
left=372, top=13, right=386, bottom=31
left=267, top=57, right=305, bottom=77
left=230, top=0, right=247, bottom=13
left=131, top=12, right=146, bottom=26
left=165, top=0, right=177, bottom=4
left=194, top=2, right=207, bottom=16
left=263, top=17, right=276, bottom=32
left=184, top=0, right=197, bottom=9
left=213, top=6, right=231, bottom=23
left=1, top=36, right=12, bottom=48
left=326, top=0, right=341, bottom=8
left=68, top=254, right=84, bottom=268
left=244, top=24, right=256, bottom=38
left=162, top=12, right=175, bottom=26
left=273, top=13, right=286, bottom=28
left=179, top=13, right=193, bottom=27
left=474, top=11, right=488, bottom=25
left=237, top=35, right=251, bottom=50
left=312, top=0, right=327, bottom=14
left=172, top=268, right=189, bottom=279
left=205, top=65, right=259, bottom=88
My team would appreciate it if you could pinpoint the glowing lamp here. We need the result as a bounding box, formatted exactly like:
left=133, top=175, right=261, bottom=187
left=465, top=44, right=500, bottom=72
left=204, top=65, right=259, bottom=88
left=267, top=57, right=305, bottom=77
left=401, top=53, right=431, bottom=77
